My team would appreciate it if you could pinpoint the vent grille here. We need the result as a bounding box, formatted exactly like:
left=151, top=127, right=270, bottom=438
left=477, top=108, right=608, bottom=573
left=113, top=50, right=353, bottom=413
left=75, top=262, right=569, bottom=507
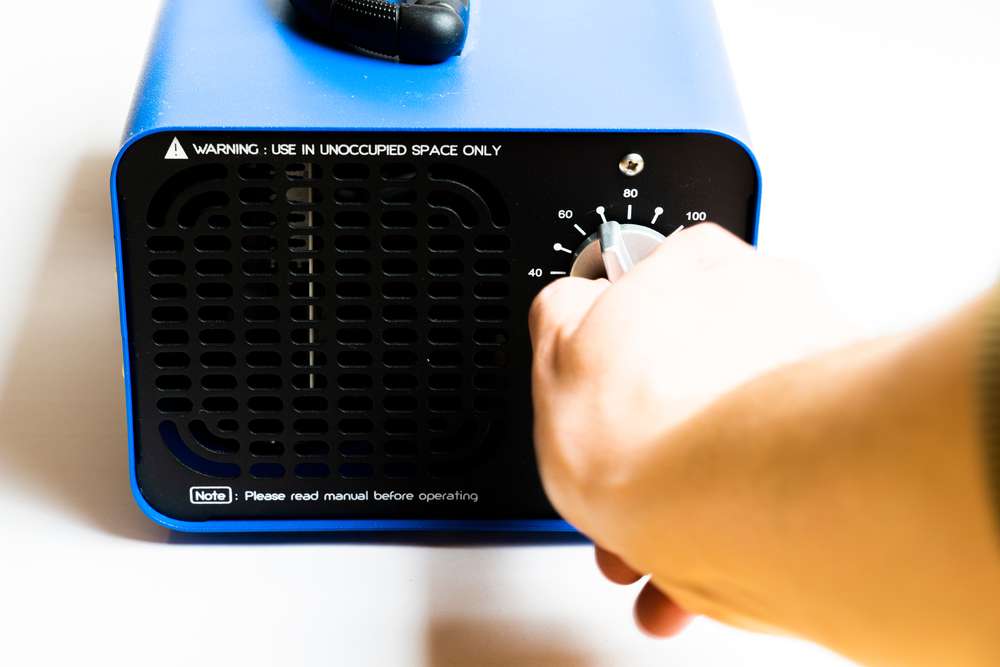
left=139, top=160, right=513, bottom=481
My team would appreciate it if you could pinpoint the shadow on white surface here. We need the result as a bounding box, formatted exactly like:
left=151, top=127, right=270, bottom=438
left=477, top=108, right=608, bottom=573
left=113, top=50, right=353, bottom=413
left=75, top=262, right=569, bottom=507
left=425, top=618, right=594, bottom=667
left=0, top=154, right=167, bottom=542
left=422, top=548, right=600, bottom=667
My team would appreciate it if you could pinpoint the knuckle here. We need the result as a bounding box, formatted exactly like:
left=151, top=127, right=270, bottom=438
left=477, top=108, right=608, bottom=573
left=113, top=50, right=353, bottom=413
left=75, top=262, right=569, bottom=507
left=530, top=283, right=598, bottom=378
left=527, top=289, right=549, bottom=333
left=533, top=396, right=638, bottom=536
left=535, top=405, right=615, bottom=487
left=528, top=279, right=568, bottom=335
left=551, top=329, right=594, bottom=378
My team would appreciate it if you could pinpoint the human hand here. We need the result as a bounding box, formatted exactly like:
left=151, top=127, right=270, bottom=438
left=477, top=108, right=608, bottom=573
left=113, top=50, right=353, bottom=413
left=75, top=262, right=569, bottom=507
left=529, top=224, right=853, bottom=637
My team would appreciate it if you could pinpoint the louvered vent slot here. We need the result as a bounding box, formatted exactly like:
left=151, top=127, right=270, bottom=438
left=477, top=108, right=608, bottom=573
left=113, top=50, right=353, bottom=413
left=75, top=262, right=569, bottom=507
left=139, top=160, right=512, bottom=482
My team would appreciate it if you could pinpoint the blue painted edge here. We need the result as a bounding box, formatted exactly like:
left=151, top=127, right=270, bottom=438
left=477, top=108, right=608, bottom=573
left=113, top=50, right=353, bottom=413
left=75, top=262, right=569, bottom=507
left=110, top=125, right=762, bottom=534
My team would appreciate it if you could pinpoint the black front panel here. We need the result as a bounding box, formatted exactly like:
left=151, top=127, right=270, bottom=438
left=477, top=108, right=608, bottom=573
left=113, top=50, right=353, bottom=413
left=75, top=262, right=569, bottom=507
left=115, top=131, right=758, bottom=523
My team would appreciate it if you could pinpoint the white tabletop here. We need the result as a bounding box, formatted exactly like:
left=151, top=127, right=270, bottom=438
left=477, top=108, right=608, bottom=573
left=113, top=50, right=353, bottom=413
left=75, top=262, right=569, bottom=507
left=1, top=1, right=997, bottom=665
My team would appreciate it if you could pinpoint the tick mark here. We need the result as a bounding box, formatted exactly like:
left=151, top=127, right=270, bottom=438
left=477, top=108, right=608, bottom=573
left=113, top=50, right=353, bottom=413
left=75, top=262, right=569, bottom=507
left=651, top=206, right=664, bottom=225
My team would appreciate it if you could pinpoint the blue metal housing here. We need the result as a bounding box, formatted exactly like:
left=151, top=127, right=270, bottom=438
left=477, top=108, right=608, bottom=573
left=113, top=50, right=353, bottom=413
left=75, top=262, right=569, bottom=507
left=112, top=0, right=759, bottom=533
left=123, top=0, right=752, bottom=140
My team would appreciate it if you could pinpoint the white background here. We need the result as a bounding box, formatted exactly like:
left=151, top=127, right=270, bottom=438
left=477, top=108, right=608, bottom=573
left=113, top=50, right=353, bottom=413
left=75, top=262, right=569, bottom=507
left=1, top=1, right=998, bottom=665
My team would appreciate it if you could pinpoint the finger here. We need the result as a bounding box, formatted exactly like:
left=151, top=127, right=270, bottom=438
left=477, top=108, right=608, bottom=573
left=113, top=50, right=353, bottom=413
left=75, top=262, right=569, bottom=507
left=595, top=546, right=643, bottom=585
left=634, top=581, right=693, bottom=638
left=528, top=277, right=609, bottom=350
left=636, top=222, right=752, bottom=277
left=666, top=222, right=749, bottom=255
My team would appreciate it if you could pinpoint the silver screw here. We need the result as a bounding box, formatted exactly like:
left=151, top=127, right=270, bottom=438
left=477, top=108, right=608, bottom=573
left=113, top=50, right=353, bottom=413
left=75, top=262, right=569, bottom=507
left=619, top=153, right=645, bottom=177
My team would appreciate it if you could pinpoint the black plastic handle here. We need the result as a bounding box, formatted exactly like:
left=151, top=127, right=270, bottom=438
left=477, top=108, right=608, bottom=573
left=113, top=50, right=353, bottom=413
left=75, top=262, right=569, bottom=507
left=290, top=0, right=471, bottom=64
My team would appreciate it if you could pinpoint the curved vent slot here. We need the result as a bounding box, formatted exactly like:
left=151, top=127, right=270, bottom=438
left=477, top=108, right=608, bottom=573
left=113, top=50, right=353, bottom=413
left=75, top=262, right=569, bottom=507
left=147, top=164, right=228, bottom=228
left=139, top=160, right=512, bottom=481
left=159, top=422, right=240, bottom=478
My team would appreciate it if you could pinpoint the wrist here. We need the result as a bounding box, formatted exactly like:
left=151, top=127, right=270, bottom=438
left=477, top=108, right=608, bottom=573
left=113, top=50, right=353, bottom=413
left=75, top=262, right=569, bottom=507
left=615, top=301, right=1000, bottom=665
